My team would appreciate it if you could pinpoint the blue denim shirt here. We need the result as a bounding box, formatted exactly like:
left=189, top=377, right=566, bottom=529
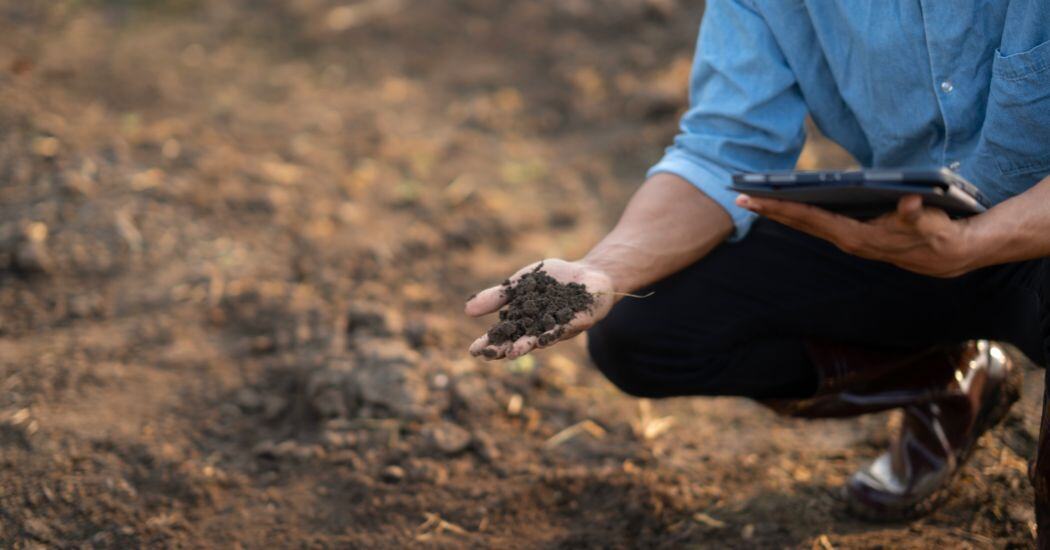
left=649, top=0, right=1050, bottom=241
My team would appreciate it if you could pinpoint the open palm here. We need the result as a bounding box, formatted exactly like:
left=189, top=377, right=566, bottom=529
left=465, top=259, right=615, bottom=360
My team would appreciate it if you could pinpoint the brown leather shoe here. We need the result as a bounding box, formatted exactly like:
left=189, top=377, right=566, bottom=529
left=845, top=341, right=1021, bottom=519
left=764, top=340, right=1022, bottom=520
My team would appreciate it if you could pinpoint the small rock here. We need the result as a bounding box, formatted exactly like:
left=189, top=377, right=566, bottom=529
left=293, top=444, right=324, bottom=460
left=422, top=421, right=472, bottom=455
left=218, top=402, right=240, bottom=419
left=31, top=136, right=60, bottom=158
left=307, top=374, right=350, bottom=419
left=451, top=375, right=499, bottom=413
left=24, top=516, right=54, bottom=540
left=350, top=347, right=429, bottom=418
left=327, top=450, right=365, bottom=469
left=355, top=337, right=420, bottom=365
left=321, top=430, right=354, bottom=449
left=406, top=458, right=449, bottom=485
left=273, top=440, right=299, bottom=459
left=252, top=440, right=276, bottom=458
left=1008, top=501, right=1035, bottom=523
left=61, top=170, right=97, bottom=197
left=380, top=464, right=405, bottom=483
left=250, top=336, right=275, bottom=353
left=265, top=440, right=321, bottom=461
left=506, top=394, right=523, bottom=416
left=347, top=302, right=403, bottom=339
left=261, top=394, right=288, bottom=421
left=693, top=512, right=726, bottom=529
left=403, top=318, right=429, bottom=349
left=236, top=388, right=263, bottom=413
left=68, top=293, right=101, bottom=319
left=472, top=430, right=500, bottom=462
left=13, top=222, right=52, bottom=274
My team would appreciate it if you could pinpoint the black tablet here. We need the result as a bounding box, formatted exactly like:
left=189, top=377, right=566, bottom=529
left=729, top=168, right=989, bottom=220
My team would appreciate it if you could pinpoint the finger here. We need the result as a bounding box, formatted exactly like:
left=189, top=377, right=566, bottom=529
left=752, top=197, right=868, bottom=242
left=912, top=208, right=955, bottom=236
left=896, top=195, right=923, bottom=224
left=476, top=343, right=513, bottom=360
left=469, top=334, right=492, bottom=356
left=544, top=326, right=585, bottom=347
left=506, top=336, right=539, bottom=359
left=486, top=341, right=513, bottom=360
left=465, top=285, right=509, bottom=317
left=757, top=206, right=835, bottom=241
left=535, top=313, right=591, bottom=348
left=470, top=333, right=519, bottom=360
left=751, top=197, right=852, bottom=228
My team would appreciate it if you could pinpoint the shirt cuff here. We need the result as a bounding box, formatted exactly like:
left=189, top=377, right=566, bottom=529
left=646, top=150, right=758, bottom=242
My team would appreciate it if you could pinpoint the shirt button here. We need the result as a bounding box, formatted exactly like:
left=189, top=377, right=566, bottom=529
left=940, top=81, right=954, bottom=93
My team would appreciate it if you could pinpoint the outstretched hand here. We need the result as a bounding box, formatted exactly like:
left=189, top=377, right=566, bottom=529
left=465, top=259, right=615, bottom=360
left=737, top=194, right=983, bottom=278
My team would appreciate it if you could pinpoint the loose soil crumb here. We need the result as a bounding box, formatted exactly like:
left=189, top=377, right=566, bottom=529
left=486, top=264, right=594, bottom=346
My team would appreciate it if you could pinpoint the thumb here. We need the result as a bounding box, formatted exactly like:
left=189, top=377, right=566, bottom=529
left=897, top=195, right=923, bottom=224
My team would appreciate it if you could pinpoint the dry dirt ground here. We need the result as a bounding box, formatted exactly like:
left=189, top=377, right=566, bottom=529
left=0, top=1, right=1043, bottom=548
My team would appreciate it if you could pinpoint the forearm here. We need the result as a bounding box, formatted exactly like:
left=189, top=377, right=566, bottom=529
left=969, top=175, right=1050, bottom=268
left=580, top=172, right=733, bottom=294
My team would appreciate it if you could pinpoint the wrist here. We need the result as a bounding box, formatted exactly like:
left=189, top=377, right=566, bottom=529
left=958, top=210, right=1012, bottom=271
left=957, top=209, right=1012, bottom=270
left=578, top=246, right=636, bottom=296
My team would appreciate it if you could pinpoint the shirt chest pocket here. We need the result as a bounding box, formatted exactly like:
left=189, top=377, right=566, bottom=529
left=981, top=39, right=1050, bottom=178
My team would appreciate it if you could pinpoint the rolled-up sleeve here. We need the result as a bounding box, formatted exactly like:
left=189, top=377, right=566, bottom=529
left=648, top=0, right=807, bottom=241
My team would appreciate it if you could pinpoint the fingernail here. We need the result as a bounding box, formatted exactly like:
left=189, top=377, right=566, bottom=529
left=737, top=195, right=757, bottom=210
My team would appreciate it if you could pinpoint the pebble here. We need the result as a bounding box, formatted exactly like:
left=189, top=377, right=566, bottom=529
left=326, top=450, right=365, bottom=469
left=321, top=430, right=355, bottom=449
left=31, top=136, right=60, bottom=158
left=252, top=440, right=276, bottom=457
left=350, top=352, right=429, bottom=419
left=422, top=421, right=472, bottom=455
left=380, top=464, right=405, bottom=483
left=13, top=222, right=52, bottom=274
left=236, top=388, right=263, bottom=413
left=471, top=430, right=501, bottom=462
left=261, top=394, right=288, bottom=420
left=347, top=302, right=403, bottom=339
left=452, top=375, right=499, bottom=413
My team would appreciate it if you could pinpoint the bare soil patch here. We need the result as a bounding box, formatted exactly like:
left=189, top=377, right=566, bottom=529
left=0, top=0, right=1039, bottom=548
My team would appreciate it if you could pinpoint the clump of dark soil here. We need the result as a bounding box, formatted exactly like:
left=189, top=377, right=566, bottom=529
left=486, top=263, right=594, bottom=347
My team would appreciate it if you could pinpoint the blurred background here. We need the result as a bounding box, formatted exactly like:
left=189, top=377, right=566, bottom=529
left=0, top=0, right=1039, bottom=547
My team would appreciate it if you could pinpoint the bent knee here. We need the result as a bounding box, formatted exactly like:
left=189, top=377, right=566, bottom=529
left=586, top=321, right=665, bottom=398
